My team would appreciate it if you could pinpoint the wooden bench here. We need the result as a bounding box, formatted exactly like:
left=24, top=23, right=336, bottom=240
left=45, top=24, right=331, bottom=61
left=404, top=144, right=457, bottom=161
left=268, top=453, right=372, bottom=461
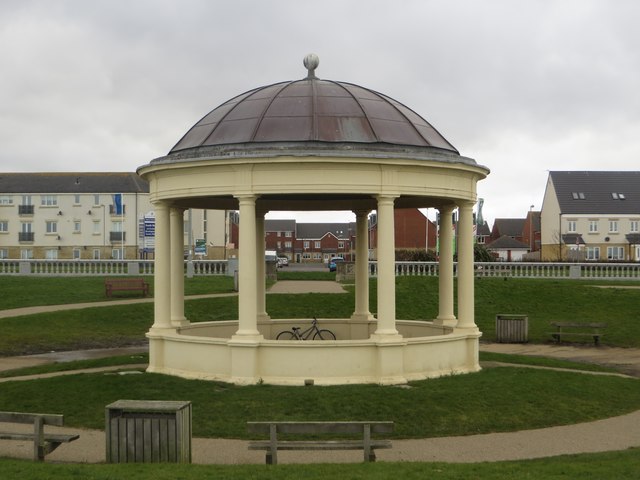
left=548, top=322, right=607, bottom=346
left=0, top=411, right=79, bottom=461
left=104, top=277, right=149, bottom=297
left=247, top=421, right=393, bottom=465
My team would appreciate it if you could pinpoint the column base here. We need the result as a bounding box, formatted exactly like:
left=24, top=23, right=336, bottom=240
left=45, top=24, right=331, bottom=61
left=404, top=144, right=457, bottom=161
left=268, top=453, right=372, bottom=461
left=231, top=332, right=264, bottom=342
left=257, top=313, right=271, bottom=322
left=350, top=312, right=374, bottom=322
left=434, top=315, right=457, bottom=328
left=370, top=331, right=403, bottom=342
left=171, top=317, right=190, bottom=328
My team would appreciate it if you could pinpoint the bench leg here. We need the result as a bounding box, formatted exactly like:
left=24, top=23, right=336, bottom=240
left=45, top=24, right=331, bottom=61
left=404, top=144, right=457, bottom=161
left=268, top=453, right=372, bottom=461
left=268, top=424, right=278, bottom=465
left=33, top=416, right=45, bottom=461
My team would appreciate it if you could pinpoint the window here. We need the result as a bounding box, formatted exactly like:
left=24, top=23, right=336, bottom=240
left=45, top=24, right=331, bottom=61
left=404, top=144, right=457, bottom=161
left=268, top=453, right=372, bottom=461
left=0, top=196, right=12, bottom=205
left=612, top=192, right=626, bottom=200
left=73, top=221, right=81, bottom=233
left=20, top=249, right=33, bottom=259
left=40, top=195, right=57, bottom=206
left=302, top=252, right=311, bottom=259
left=73, top=248, right=81, bottom=259
left=338, top=241, right=345, bottom=248
left=567, top=220, right=577, bottom=233
left=112, top=249, right=122, bottom=260
left=0, top=220, right=7, bottom=232
left=93, top=249, right=101, bottom=260
left=21, top=222, right=33, bottom=233
left=276, top=241, right=281, bottom=248
left=609, top=220, right=618, bottom=233
left=94, top=194, right=100, bottom=205
left=314, top=241, right=321, bottom=249
left=74, top=194, right=81, bottom=204
left=285, top=231, right=292, bottom=237
left=572, top=192, right=585, bottom=199
left=313, top=252, right=322, bottom=259
left=93, top=221, right=101, bottom=234
left=607, top=246, right=624, bottom=260
left=0, top=249, right=8, bottom=259
left=284, top=241, right=292, bottom=248
left=45, top=249, right=58, bottom=260
left=588, top=220, right=598, bottom=233
left=631, top=220, right=639, bottom=233
left=45, top=221, right=58, bottom=234
left=277, top=231, right=282, bottom=237
left=22, top=195, right=33, bottom=206
left=586, top=246, right=600, bottom=261
left=303, top=241, right=310, bottom=249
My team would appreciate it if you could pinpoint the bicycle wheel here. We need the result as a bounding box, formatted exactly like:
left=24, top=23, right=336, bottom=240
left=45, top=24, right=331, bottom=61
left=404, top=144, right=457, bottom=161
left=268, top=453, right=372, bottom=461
left=313, top=329, right=336, bottom=340
left=276, top=330, right=297, bottom=340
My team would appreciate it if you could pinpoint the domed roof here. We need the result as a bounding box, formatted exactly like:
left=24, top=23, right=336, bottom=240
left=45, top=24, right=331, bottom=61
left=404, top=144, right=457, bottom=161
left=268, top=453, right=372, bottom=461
left=170, top=56, right=458, bottom=155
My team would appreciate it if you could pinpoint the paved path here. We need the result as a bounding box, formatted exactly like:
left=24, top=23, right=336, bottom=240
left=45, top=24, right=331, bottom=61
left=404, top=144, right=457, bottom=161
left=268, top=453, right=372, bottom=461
left=1, top=282, right=640, bottom=464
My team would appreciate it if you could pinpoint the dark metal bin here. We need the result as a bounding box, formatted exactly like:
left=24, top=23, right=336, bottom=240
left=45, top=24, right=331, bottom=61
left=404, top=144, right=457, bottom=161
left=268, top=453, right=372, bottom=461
left=105, top=400, right=192, bottom=463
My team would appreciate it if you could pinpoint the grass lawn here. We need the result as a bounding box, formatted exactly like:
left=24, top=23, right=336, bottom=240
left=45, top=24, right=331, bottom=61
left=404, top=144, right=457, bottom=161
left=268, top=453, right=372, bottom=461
left=0, top=275, right=639, bottom=477
left=0, top=276, right=639, bottom=354
left=1, top=448, right=639, bottom=479
left=0, top=275, right=235, bottom=310
left=0, top=367, right=638, bottom=439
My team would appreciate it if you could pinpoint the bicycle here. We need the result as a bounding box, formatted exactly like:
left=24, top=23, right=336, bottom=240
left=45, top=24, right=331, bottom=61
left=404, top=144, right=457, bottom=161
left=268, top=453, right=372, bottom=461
left=276, top=317, right=336, bottom=340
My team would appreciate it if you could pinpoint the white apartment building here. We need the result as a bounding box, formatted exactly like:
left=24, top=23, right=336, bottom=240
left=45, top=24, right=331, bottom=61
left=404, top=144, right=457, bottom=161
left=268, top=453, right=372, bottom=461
left=0, top=172, right=229, bottom=260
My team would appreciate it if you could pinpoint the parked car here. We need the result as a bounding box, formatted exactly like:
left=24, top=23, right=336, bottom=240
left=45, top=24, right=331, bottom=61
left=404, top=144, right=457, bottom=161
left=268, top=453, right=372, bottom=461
left=328, top=256, right=344, bottom=272
left=277, top=256, right=289, bottom=267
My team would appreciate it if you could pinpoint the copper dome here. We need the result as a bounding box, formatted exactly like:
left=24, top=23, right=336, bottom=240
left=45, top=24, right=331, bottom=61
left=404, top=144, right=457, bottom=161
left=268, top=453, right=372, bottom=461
left=170, top=58, right=458, bottom=155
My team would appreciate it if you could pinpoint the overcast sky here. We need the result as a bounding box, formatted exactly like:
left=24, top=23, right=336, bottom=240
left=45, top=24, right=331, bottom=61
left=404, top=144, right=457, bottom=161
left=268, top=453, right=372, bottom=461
left=1, top=0, right=638, bottom=226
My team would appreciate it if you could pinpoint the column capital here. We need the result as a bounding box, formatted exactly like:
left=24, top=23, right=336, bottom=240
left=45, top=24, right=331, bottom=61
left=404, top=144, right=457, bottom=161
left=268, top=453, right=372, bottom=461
left=235, top=194, right=258, bottom=204
left=376, top=194, right=399, bottom=202
left=353, top=209, right=371, bottom=218
left=438, top=204, right=456, bottom=214
left=456, top=200, right=476, bottom=210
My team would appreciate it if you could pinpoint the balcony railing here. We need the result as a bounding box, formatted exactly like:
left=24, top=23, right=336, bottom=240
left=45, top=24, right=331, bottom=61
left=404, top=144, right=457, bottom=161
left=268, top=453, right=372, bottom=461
left=18, top=232, right=35, bottom=242
left=109, top=231, right=126, bottom=242
left=18, top=205, right=34, bottom=215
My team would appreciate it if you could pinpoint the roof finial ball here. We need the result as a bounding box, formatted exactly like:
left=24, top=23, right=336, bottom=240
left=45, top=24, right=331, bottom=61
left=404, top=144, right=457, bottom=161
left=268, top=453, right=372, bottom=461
left=303, top=53, right=319, bottom=79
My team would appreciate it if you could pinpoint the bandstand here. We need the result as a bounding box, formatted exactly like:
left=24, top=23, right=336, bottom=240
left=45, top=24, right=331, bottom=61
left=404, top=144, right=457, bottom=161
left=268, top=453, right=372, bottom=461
left=137, top=55, right=490, bottom=385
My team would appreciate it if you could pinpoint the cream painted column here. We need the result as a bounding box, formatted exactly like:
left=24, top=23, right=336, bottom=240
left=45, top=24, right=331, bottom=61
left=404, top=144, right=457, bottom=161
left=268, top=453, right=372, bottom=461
left=374, top=195, right=399, bottom=337
left=351, top=210, right=373, bottom=322
left=456, top=201, right=477, bottom=329
left=170, top=207, right=188, bottom=327
left=256, top=210, right=270, bottom=322
left=435, top=205, right=456, bottom=327
left=152, top=201, right=171, bottom=329
left=234, top=195, right=262, bottom=337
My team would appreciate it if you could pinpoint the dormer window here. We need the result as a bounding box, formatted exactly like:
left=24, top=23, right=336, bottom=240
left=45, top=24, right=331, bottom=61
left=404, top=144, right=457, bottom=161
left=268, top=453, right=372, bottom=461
left=571, top=192, right=585, bottom=200
left=612, top=192, right=626, bottom=200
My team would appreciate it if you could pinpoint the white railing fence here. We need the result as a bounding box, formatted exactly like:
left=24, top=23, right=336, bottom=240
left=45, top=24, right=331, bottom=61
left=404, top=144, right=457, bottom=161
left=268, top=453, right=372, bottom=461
left=1, top=259, right=639, bottom=279
left=0, top=259, right=228, bottom=276
left=373, top=261, right=640, bottom=279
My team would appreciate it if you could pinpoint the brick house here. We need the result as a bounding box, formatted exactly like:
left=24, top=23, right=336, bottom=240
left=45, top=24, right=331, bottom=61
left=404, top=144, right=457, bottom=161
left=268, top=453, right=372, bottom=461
left=369, top=208, right=437, bottom=257
left=295, top=222, right=355, bottom=263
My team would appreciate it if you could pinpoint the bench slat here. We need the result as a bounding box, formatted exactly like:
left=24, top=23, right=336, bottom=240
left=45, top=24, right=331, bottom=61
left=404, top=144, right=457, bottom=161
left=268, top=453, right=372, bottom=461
left=0, top=412, right=64, bottom=426
left=551, top=322, right=607, bottom=328
left=0, top=432, right=79, bottom=443
left=247, top=421, right=394, bottom=435
left=249, top=440, right=392, bottom=451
